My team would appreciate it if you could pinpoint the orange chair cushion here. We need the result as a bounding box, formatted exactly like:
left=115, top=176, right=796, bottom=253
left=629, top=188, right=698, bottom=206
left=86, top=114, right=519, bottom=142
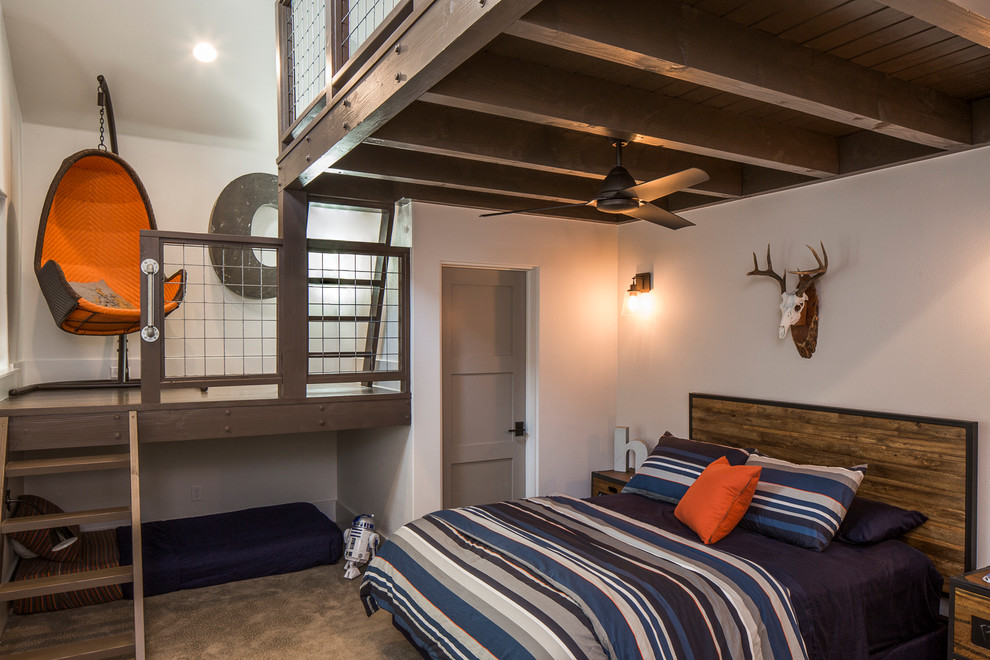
left=674, top=456, right=762, bottom=544
left=40, top=154, right=150, bottom=307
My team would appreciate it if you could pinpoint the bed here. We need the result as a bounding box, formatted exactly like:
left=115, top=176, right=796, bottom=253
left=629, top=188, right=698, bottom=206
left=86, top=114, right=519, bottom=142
left=360, top=394, right=977, bottom=659
left=116, top=501, right=342, bottom=597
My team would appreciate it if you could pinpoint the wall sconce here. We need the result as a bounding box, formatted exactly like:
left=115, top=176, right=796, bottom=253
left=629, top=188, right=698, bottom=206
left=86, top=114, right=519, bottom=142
left=622, top=272, right=652, bottom=316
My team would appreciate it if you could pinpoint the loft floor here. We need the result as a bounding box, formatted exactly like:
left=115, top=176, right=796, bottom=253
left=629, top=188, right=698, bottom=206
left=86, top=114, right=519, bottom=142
left=0, top=384, right=410, bottom=451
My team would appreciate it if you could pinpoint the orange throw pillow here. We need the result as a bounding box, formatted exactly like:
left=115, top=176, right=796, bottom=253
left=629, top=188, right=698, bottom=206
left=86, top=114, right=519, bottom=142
left=675, top=456, right=762, bottom=544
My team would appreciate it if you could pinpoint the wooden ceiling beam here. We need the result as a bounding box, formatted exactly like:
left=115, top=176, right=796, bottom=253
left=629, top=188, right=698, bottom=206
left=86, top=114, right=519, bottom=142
left=276, top=0, right=542, bottom=189
left=741, top=169, right=817, bottom=196
left=839, top=132, right=941, bottom=172
left=422, top=52, right=840, bottom=177
left=305, top=172, right=624, bottom=223
left=333, top=143, right=600, bottom=204
left=508, top=0, right=972, bottom=149
left=875, top=0, right=990, bottom=49
left=369, top=102, right=744, bottom=197
left=665, top=191, right=722, bottom=212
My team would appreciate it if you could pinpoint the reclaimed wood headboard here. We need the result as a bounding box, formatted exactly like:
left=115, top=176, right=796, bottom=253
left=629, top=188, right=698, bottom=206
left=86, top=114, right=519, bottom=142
left=689, top=393, right=977, bottom=587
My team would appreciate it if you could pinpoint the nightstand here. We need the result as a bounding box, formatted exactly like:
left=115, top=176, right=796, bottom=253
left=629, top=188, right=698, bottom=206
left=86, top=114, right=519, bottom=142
left=950, top=567, right=990, bottom=659
left=591, top=469, right=634, bottom=497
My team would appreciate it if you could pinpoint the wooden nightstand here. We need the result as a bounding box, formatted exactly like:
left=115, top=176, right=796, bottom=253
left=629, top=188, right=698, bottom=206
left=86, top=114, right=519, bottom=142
left=950, top=567, right=990, bottom=659
left=591, top=469, right=634, bottom=497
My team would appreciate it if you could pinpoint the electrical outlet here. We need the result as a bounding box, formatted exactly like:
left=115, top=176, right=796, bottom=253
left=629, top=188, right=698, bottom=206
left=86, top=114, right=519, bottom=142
left=191, top=485, right=203, bottom=502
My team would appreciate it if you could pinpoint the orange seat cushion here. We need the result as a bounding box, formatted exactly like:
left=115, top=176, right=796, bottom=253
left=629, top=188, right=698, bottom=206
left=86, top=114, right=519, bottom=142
left=40, top=154, right=150, bottom=306
left=674, top=456, right=762, bottom=544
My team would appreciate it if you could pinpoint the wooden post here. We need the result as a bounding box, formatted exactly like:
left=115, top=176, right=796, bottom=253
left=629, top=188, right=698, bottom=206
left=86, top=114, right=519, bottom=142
left=129, top=411, right=145, bottom=660
left=279, top=189, right=309, bottom=398
left=0, top=417, right=8, bottom=635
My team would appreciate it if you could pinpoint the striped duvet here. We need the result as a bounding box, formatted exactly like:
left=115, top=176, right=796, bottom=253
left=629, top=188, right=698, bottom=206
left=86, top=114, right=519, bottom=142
left=361, top=495, right=808, bottom=659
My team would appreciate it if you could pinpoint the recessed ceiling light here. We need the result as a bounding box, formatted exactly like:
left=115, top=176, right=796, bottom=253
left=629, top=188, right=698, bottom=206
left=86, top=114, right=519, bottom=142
left=193, top=42, right=218, bottom=63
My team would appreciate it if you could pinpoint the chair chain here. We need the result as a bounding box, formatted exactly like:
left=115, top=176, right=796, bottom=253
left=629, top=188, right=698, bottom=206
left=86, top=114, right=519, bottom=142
left=97, top=84, right=107, bottom=151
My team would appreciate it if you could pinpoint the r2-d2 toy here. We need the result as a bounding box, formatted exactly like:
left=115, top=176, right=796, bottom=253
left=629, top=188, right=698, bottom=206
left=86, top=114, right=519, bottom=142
left=342, top=514, right=380, bottom=579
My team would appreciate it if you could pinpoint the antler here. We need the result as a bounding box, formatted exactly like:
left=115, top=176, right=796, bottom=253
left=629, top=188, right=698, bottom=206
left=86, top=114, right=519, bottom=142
left=747, top=244, right=786, bottom=294
left=791, top=242, right=828, bottom=296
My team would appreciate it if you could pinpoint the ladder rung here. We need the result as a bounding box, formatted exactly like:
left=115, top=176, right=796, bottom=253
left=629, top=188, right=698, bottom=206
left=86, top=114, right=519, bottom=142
left=308, top=277, right=384, bottom=287
left=0, top=566, right=132, bottom=601
left=308, top=315, right=376, bottom=322
left=0, top=632, right=134, bottom=659
left=2, top=507, right=131, bottom=533
left=6, top=454, right=130, bottom=477
left=309, top=351, right=375, bottom=359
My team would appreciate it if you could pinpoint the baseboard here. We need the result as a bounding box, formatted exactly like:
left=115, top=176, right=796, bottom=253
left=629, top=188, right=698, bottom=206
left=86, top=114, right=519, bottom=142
left=13, top=357, right=131, bottom=388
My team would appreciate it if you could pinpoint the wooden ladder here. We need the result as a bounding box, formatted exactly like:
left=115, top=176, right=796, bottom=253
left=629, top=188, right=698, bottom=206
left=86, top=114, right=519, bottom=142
left=0, top=413, right=145, bottom=659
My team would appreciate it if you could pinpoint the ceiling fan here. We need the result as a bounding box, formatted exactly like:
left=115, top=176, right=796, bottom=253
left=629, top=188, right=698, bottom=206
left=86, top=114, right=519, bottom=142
left=480, top=140, right=709, bottom=229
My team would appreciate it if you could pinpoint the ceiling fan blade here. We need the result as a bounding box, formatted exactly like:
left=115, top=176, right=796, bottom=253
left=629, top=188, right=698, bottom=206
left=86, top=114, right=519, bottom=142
left=624, top=168, right=710, bottom=202
left=624, top=203, right=695, bottom=230
left=479, top=201, right=593, bottom=218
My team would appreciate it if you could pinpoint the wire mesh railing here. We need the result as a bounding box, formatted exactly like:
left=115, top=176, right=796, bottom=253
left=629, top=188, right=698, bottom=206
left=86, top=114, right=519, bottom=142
left=307, top=239, right=408, bottom=391
left=286, top=0, right=327, bottom=126
left=278, top=0, right=413, bottom=142
left=138, top=231, right=408, bottom=402
left=163, top=242, right=280, bottom=382
left=139, top=232, right=282, bottom=401
left=341, top=0, right=401, bottom=59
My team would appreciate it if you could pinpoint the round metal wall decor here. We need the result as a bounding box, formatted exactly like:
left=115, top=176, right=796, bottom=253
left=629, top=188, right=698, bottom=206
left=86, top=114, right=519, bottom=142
left=208, top=173, right=278, bottom=299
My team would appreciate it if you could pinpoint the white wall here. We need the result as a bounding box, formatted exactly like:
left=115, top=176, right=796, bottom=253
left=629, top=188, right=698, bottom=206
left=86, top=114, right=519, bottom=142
left=0, top=4, right=21, bottom=396
left=27, top=433, right=338, bottom=523
left=338, top=201, right=619, bottom=535
left=616, top=144, right=990, bottom=567
left=13, top=122, right=339, bottom=522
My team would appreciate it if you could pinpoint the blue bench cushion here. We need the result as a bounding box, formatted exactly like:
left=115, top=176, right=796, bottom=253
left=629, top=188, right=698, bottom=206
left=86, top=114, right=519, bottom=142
left=117, top=502, right=343, bottom=597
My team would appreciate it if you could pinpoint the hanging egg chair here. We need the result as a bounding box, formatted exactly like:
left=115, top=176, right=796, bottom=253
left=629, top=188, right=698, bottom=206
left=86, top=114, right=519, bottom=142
left=11, top=76, right=185, bottom=396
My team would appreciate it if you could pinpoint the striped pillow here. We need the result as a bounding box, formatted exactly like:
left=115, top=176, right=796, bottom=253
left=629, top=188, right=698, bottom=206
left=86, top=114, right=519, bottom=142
left=740, top=455, right=866, bottom=551
left=11, top=529, right=122, bottom=614
left=621, top=433, right=750, bottom=504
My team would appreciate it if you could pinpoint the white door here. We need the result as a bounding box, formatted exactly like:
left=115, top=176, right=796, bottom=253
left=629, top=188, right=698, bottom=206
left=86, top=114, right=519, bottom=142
left=442, top=267, right=527, bottom=508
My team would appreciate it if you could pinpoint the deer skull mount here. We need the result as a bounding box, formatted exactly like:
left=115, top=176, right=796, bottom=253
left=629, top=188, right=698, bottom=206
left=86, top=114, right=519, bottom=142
left=747, top=243, right=828, bottom=359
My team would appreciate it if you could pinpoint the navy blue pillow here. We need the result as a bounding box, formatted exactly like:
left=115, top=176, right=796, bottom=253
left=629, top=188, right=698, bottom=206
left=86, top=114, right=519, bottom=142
left=835, top=496, right=927, bottom=545
left=621, top=432, right=750, bottom=504
left=740, top=454, right=866, bottom=551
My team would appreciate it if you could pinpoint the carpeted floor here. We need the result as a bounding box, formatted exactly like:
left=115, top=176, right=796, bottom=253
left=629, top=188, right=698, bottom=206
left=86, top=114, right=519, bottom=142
left=0, top=564, right=422, bottom=659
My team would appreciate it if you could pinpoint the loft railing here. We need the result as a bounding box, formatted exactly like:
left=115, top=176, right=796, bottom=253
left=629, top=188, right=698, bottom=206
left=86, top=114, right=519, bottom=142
left=139, top=231, right=283, bottom=403
left=277, top=0, right=414, bottom=146
left=306, top=239, right=409, bottom=392
left=138, top=230, right=409, bottom=403
left=329, top=0, right=411, bottom=88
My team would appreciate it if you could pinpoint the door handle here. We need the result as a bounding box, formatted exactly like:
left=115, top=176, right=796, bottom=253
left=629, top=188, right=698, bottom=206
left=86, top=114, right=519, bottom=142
left=141, top=258, right=160, bottom=342
left=507, top=421, right=526, bottom=437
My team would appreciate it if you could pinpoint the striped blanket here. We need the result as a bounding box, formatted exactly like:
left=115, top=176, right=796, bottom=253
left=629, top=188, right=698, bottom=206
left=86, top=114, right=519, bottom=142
left=361, top=495, right=808, bottom=659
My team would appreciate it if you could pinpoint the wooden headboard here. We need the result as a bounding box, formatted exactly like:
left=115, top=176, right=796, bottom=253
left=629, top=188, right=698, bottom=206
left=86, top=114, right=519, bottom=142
left=689, top=393, right=977, bottom=586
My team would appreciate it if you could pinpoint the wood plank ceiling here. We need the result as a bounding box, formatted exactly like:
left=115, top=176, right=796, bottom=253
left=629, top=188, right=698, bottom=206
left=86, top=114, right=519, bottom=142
left=287, top=0, right=990, bottom=224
